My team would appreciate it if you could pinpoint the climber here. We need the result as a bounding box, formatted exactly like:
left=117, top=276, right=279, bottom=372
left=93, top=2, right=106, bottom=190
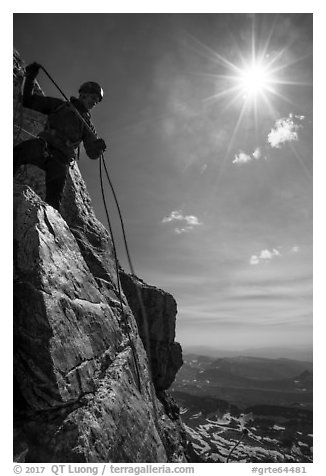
left=13, top=62, right=107, bottom=211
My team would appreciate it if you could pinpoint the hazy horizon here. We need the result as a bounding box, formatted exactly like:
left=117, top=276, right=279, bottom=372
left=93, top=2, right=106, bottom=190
left=182, top=343, right=313, bottom=362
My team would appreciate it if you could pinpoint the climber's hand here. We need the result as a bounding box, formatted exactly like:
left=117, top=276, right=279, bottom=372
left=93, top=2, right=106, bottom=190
left=25, top=62, right=41, bottom=79
left=95, top=138, right=107, bottom=154
left=86, top=139, right=107, bottom=160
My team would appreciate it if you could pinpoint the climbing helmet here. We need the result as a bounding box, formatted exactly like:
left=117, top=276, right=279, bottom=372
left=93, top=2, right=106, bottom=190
left=79, top=82, right=104, bottom=102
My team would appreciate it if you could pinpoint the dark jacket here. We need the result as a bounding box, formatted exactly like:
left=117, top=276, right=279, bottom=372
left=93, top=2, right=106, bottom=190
left=23, top=75, right=100, bottom=160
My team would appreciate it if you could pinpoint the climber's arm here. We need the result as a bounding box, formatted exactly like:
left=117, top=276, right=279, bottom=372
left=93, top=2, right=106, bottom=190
left=22, top=62, right=63, bottom=114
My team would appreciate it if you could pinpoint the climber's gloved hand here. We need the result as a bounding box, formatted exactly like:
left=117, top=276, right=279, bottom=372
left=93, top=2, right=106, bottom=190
left=95, top=138, right=107, bottom=155
left=87, top=138, right=107, bottom=160
left=25, top=62, right=41, bottom=79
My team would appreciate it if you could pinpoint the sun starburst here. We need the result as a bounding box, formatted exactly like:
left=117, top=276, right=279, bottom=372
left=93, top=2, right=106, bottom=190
left=182, top=19, right=311, bottom=184
left=188, top=23, right=309, bottom=123
left=237, top=61, right=274, bottom=98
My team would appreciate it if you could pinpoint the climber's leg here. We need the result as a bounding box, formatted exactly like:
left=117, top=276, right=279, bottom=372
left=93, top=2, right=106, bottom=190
left=44, top=153, right=69, bottom=211
left=13, top=139, right=47, bottom=175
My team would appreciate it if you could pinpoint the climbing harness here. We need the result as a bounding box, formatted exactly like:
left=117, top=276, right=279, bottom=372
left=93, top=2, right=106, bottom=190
left=33, top=65, right=159, bottom=420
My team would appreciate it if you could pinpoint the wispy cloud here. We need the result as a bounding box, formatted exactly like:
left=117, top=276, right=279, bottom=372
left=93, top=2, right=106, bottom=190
left=233, top=146, right=266, bottom=165
left=175, top=227, right=193, bottom=234
left=162, top=210, right=201, bottom=225
left=249, top=255, right=260, bottom=265
left=252, top=147, right=262, bottom=160
left=250, top=248, right=281, bottom=265
left=267, top=113, right=304, bottom=149
left=162, top=209, right=202, bottom=234
left=232, top=151, right=252, bottom=165
left=233, top=113, right=305, bottom=166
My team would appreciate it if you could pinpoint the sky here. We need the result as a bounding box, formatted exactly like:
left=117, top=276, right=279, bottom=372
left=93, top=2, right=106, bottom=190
left=13, top=12, right=313, bottom=356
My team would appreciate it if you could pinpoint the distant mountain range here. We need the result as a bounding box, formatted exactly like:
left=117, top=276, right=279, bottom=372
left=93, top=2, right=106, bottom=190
left=171, top=353, right=313, bottom=463
left=183, top=345, right=313, bottom=362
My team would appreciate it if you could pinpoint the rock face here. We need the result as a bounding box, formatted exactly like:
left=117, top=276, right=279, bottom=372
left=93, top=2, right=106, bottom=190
left=13, top=50, right=187, bottom=463
left=120, top=273, right=183, bottom=391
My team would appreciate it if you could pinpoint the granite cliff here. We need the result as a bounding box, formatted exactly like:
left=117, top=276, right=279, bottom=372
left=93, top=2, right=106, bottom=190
left=13, top=50, right=189, bottom=463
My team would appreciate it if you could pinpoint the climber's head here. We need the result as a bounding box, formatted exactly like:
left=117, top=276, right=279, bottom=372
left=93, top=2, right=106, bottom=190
left=78, top=81, right=103, bottom=110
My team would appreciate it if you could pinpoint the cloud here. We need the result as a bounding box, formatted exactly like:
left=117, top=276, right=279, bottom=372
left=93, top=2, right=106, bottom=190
left=161, top=210, right=183, bottom=223
left=232, top=151, right=252, bottom=165
left=233, top=114, right=305, bottom=166
left=252, top=147, right=262, bottom=160
left=162, top=209, right=202, bottom=234
left=162, top=210, right=200, bottom=225
left=294, top=114, right=305, bottom=121
left=250, top=245, right=302, bottom=264
left=250, top=255, right=260, bottom=265
left=250, top=248, right=281, bottom=265
left=233, top=146, right=267, bottom=165
left=261, top=248, right=280, bottom=259
left=267, top=114, right=304, bottom=149
left=175, top=226, right=193, bottom=234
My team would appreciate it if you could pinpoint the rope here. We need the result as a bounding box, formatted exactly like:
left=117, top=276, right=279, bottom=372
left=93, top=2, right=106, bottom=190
left=99, top=156, right=142, bottom=393
left=13, top=124, right=39, bottom=139
left=100, top=156, right=154, bottom=369
left=226, top=429, right=248, bottom=463
left=40, top=66, right=96, bottom=137
left=37, top=65, right=158, bottom=418
left=100, top=154, right=159, bottom=420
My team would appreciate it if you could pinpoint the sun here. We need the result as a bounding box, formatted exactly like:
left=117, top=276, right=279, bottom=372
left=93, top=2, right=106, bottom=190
left=237, top=61, right=273, bottom=98
left=197, top=46, right=283, bottom=116
left=185, top=21, right=311, bottom=169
